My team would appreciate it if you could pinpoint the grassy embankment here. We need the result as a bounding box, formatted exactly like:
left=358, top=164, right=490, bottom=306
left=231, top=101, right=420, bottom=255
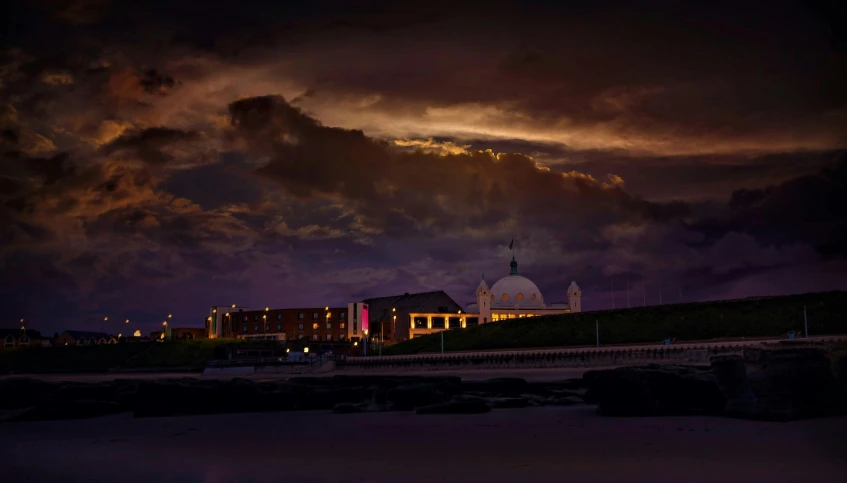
left=0, top=339, right=257, bottom=374
left=384, top=291, right=847, bottom=356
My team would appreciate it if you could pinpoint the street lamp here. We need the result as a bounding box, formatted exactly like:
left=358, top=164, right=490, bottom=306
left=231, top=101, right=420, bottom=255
left=101, top=316, right=108, bottom=332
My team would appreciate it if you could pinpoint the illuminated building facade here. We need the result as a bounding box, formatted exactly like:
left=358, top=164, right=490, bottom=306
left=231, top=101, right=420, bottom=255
left=409, top=256, right=582, bottom=339
left=206, top=306, right=350, bottom=342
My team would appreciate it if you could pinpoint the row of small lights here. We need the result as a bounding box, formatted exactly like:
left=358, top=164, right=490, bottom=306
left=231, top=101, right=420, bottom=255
left=106, top=313, right=172, bottom=339
left=19, top=313, right=173, bottom=340
left=22, top=305, right=464, bottom=340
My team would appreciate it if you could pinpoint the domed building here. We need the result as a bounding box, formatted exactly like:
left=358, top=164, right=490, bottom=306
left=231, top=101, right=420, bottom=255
left=408, top=254, right=582, bottom=339
left=471, top=255, right=581, bottom=324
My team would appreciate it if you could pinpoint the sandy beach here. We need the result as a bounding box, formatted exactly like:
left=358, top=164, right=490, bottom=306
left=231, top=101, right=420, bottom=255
left=2, top=406, right=845, bottom=483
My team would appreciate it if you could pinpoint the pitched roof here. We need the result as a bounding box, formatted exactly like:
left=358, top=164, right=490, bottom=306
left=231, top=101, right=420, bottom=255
left=0, top=329, right=44, bottom=339
left=62, top=330, right=114, bottom=339
left=363, top=290, right=462, bottom=322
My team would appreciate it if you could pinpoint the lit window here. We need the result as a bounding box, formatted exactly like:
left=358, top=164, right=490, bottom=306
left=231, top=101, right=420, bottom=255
left=340, top=322, right=346, bottom=329
left=519, top=314, right=526, bottom=318
left=492, top=314, right=500, bottom=321
left=517, top=293, right=524, bottom=301
left=502, top=293, right=509, bottom=301
left=508, top=314, right=515, bottom=319
left=312, top=323, right=318, bottom=330
left=312, top=312, right=318, bottom=320
left=531, top=294, right=537, bottom=300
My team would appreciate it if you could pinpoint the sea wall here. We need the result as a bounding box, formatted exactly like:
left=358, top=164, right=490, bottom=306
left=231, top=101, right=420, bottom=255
left=338, top=347, right=720, bottom=372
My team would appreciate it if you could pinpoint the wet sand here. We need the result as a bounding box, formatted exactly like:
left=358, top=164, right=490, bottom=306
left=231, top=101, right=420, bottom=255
left=2, top=407, right=845, bottom=482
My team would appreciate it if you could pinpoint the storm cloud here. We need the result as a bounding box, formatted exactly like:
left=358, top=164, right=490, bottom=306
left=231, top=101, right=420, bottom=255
left=1, top=0, right=845, bottom=334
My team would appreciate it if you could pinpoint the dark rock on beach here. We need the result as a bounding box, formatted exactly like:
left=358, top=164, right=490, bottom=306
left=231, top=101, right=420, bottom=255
left=583, top=365, right=724, bottom=417
left=711, top=343, right=846, bottom=421
left=2, top=400, right=123, bottom=422
left=385, top=383, right=448, bottom=410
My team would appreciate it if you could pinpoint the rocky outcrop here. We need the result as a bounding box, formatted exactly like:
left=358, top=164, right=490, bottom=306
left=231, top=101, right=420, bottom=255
left=0, top=378, right=58, bottom=409
left=583, top=365, right=724, bottom=417
left=0, top=374, right=587, bottom=421
left=711, top=343, right=846, bottom=421
left=2, top=400, right=123, bottom=422
left=385, top=383, right=448, bottom=410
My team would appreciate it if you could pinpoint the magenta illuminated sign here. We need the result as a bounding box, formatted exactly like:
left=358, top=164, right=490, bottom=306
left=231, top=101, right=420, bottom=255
left=361, top=304, right=369, bottom=335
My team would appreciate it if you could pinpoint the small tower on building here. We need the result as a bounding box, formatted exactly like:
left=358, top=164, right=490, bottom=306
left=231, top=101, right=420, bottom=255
left=476, top=276, right=491, bottom=323
left=567, top=281, right=582, bottom=313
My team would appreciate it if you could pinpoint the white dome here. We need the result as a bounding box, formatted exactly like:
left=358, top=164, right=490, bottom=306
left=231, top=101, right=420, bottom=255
left=490, top=275, right=544, bottom=309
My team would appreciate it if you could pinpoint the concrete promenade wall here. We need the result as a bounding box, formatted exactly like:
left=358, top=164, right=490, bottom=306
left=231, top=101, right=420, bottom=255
left=338, top=336, right=846, bottom=373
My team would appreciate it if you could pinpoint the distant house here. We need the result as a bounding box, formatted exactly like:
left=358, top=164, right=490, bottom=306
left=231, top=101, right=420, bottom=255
left=0, top=329, right=48, bottom=348
left=57, top=331, right=117, bottom=346
left=149, top=327, right=206, bottom=341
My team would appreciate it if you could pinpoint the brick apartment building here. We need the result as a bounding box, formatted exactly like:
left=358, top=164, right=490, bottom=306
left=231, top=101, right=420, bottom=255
left=210, top=307, right=350, bottom=342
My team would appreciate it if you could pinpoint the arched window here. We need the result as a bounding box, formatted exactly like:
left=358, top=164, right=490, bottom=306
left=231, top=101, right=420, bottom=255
left=502, top=293, right=509, bottom=301
left=531, top=293, right=537, bottom=301
left=516, top=293, right=524, bottom=301
left=490, top=294, right=494, bottom=301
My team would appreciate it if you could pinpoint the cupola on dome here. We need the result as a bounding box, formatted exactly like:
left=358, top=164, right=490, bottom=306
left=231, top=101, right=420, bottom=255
left=489, top=256, right=544, bottom=309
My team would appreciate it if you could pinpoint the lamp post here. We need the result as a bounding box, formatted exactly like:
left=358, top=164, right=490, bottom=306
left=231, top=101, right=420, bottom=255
left=804, top=305, right=809, bottom=338
left=441, top=329, right=444, bottom=354
left=595, top=320, right=599, bottom=348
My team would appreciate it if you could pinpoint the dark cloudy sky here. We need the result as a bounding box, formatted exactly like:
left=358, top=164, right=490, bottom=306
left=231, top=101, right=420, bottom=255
left=2, top=0, right=846, bottom=335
